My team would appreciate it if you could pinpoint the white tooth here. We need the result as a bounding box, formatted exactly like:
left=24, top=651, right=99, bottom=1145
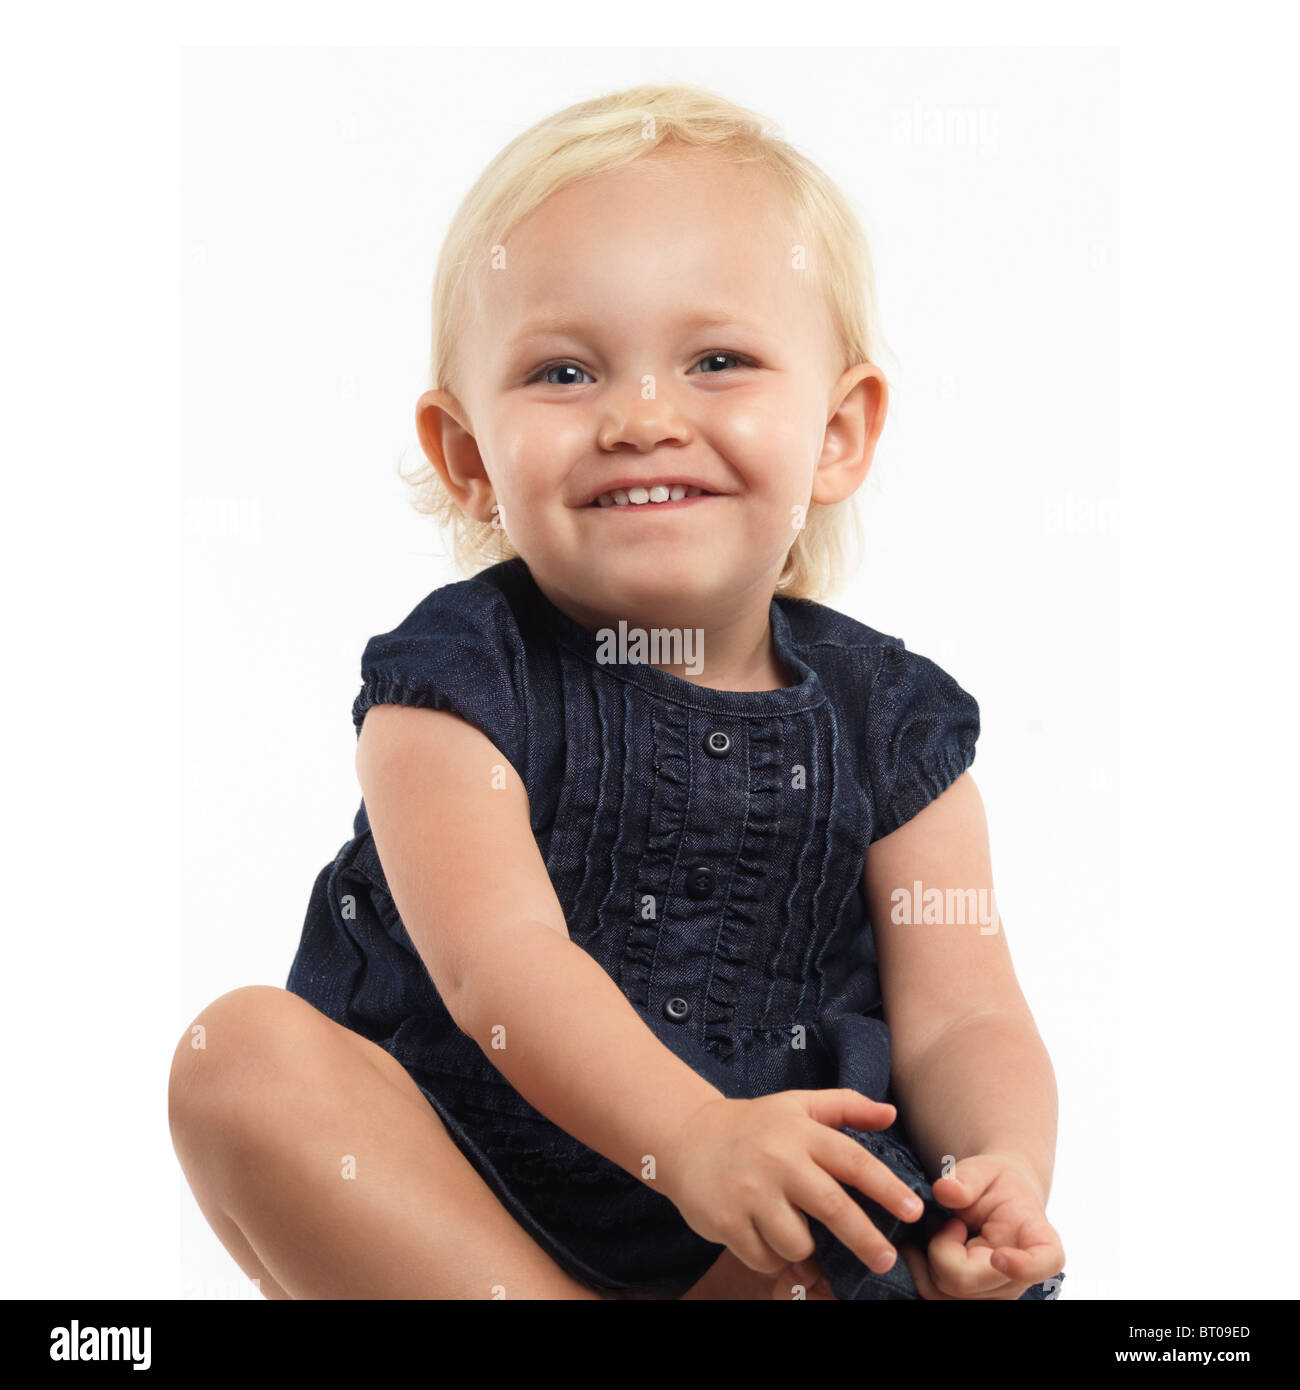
left=628, top=486, right=650, bottom=504
left=612, top=489, right=630, bottom=505
left=648, top=484, right=670, bottom=503
left=685, top=486, right=702, bottom=497
left=597, top=493, right=614, bottom=507
left=669, top=484, right=686, bottom=500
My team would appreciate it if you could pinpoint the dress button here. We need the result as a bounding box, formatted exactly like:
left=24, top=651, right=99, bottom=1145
left=703, top=730, right=731, bottom=757
left=663, top=996, right=692, bottom=1023
left=684, top=864, right=715, bottom=899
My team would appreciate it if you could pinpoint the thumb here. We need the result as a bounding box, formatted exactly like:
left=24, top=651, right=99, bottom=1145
left=932, top=1153, right=1002, bottom=1206
left=802, top=1087, right=896, bottom=1132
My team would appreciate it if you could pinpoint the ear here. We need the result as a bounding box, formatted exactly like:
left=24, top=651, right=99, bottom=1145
left=415, top=389, right=496, bottom=523
left=811, top=364, right=888, bottom=506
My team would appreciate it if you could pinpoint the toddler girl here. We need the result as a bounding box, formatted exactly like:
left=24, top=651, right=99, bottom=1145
left=170, top=82, right=1066, bottom=1301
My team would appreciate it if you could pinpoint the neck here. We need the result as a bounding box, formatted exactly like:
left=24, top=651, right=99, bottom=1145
left=532, top=572, right=792, bottom=693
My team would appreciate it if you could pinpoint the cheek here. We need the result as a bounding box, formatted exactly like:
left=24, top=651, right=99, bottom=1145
left=492, top=409, right=586, bottom=503
left=714, top=405, right=814, bottom=496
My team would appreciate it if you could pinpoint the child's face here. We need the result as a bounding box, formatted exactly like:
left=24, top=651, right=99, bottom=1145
left=421, top=147, right=884, bottom=619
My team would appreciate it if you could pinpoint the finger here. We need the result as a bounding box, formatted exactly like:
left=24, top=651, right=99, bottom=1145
left=931, top=1156, right=1006, bottom=1213
left=934, top=1152, right=1021, bottom=1211
left=970, top=1208, right=1064, bottom=1285
left=930, top=1170, right=978, bottom=1209
left=783, top=1161, right=901, bottom=1274
left=801, top=1088, right=898, bottom=1133
left=908, top=1236, right=1025, bottom=1302
left=989, top=1226, right=1066, bottom=1286
left=924, top=1218, right=1014, bottom=1297
left=900, top=1243, right=952, bottom=1301
left=728, top=1220, right=790, bottom=1277
left=751, top=1199, right=818, bottom=1267
left=808, top=1127, right=927, bottom=1226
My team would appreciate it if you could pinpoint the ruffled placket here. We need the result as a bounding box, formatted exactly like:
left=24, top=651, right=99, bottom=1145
left=528, top=573, right=828, bottom=1065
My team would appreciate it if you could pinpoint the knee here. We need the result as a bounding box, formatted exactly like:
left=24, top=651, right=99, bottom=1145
left=168, top=985, right=320, bottom=1142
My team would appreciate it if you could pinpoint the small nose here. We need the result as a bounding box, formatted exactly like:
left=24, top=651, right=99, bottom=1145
left=597, top=391, right=691, bottom=454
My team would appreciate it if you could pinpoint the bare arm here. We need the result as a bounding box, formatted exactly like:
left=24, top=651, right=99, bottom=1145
left=864, top=773, right=1058, bottom=1203
left=354, top=702, right=723, bottom=1186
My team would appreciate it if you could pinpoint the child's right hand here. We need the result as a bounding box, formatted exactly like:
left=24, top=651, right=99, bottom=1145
left=657, top=1090, right=924, bottom=1278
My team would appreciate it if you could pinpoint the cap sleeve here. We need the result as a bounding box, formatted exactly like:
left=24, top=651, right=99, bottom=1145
left=351, top=579, right=529, bottom=781
left=865, top=642, right=979, bottom=842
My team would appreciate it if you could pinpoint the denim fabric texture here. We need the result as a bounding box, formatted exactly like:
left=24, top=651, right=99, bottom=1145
left=286, top=557, right=1063, bottom=1301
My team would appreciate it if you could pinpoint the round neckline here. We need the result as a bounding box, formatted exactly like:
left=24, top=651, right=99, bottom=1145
left=517, top=561, right=824, bottom=716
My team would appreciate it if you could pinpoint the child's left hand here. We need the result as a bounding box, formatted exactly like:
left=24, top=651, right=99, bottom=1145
left=899, top=1152, right=1065, bottom=1300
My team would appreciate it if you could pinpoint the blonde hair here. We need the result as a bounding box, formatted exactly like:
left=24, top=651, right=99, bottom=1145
left=400, top=81, right=890, bottom=602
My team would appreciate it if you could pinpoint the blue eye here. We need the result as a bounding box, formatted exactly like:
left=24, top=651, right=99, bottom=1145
left=533, top=362, right=593, bottom=386
left=527, top=350, right=754, bottom=386
left=690, top=351, right=752, bottom=374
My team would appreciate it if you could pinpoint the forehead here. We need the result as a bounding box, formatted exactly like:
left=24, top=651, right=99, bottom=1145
left=475, top=151, right=820, bottom=338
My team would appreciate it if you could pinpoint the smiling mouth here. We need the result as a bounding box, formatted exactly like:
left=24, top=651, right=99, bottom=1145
left=586, top=485, right=718, bottom=509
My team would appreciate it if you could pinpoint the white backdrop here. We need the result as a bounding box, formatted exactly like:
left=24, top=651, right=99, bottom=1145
left=5, top=5, right=1295, bottom=1305
left=178, top=44, right=1117, bottom=1297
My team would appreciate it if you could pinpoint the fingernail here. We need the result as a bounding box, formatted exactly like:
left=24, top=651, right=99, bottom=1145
left=904, top=1195, right=923, bottom=1216
left=871, top=1248, right=896, bottom=1273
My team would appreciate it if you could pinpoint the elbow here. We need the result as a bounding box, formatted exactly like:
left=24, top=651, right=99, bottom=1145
left=440, top=944, right=508, bottom=1041
left=438, top=917, right=566, bottom=1040
left=429, top=950, right=475, bottom=1034
left=443, top=974, right=478, bottom=1037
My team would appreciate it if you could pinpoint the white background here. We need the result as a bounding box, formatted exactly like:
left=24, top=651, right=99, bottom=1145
left=3, top=2, right=1295, bottom=1303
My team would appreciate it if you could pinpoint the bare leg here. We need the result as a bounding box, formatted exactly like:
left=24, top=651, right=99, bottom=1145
left=679, top=1249, right=780, bottom=1300
left=679, top=1248, right=835, bottom=1300
left=168, top=985, right=604, bottom=1300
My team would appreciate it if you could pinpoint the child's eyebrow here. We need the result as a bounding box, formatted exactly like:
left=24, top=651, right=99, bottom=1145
left=507, top=306, right=767, bottom=346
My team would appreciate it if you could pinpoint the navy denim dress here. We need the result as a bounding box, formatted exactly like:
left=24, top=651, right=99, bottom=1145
left=286, top=557, right=1063, bottom=1301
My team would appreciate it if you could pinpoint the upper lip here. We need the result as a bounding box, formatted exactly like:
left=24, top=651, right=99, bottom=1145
left=577, top=476, right=724, bottom=507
